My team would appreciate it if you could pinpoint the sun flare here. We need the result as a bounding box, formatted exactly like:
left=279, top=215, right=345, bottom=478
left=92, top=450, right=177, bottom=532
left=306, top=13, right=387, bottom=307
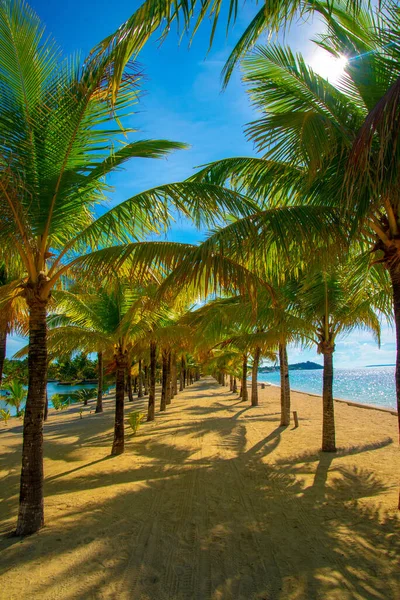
left=310, top=50, right=348, bottom=84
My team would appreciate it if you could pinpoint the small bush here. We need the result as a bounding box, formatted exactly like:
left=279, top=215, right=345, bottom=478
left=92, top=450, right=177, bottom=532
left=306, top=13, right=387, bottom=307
left=51, top=394, right=70, bottom=411
left=0, top=409, right=11, bottom=426
left=75, top=388, right=97, bottom=405
left=3, top=379, right=26, bottom=417
left=128, top=411, right=145, bottom=436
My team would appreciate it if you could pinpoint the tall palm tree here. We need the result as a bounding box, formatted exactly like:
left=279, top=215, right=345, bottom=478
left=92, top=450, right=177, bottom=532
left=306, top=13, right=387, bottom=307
left=0, top=0, right=256, bottom=535
left=288, top=262, right=388, bottom=451
left=47, top=281, right=164, bottom=455
left=189, top=2, right=400, bottom=433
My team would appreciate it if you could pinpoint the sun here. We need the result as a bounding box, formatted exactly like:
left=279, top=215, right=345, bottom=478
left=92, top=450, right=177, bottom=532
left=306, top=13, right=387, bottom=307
left=309, top=50, right=348, bottom=84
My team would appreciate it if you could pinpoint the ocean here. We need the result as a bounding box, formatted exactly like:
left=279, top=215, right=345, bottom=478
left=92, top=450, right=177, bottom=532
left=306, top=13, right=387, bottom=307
left=1, top=367, right=397, bottom=416
left=258, top=366, right=397, bottom=411
left=0, top=382, right=97, bottom=415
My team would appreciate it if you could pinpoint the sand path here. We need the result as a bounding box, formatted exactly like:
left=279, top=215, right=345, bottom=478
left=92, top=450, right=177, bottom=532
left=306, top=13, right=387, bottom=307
left=0, top=377, right=399, bottom=600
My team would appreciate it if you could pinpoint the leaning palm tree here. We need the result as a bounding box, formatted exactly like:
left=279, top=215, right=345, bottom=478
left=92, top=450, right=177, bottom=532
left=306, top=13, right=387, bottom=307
left=0, top=0, right=256, bottom=535
left=182, top=292, right=293, bottom=412
left=94, top=0, right=366, bottom=97
left=190, top=1, right=400, bottom=432
left=288, top=261, right=389, bottom=451
left=47, top=281, right=165, bottom=455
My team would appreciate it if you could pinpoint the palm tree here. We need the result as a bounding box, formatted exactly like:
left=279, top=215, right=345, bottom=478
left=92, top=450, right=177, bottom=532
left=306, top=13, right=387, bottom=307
left=0, top=0, right=256, bottom=535
left=288, top=262, right=388, bottom=451
left=239, top=4, right=400, bottom=435
left=4, top=379, right=26, bottom=417
left=181, top=294, right=280, bottom=405
left=188, top=2, right=400, bottom=433
left=94, top=0, right=365, bottom=97
left=48, top=281, right=165, bottom=455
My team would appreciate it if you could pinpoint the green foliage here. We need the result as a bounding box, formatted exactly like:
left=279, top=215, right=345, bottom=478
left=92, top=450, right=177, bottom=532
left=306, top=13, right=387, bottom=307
left=2, top=359, right=28, bottom=385
left=128, top=411, right=145, bottom=436
left=93, top=0, right=365, bottom=102
left=56, top=353, right=98, bottom=382
left=0, top=409, right=11, bottom=425
left=3, top=379, right=26, bottom=416
left=74, top=388, right=97, bottom=405
left=51, top=394, right=70, bottom=411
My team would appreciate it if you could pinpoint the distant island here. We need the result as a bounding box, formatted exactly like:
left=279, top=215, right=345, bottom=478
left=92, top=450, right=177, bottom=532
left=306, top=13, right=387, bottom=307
left=259, top=361, right=323, bottom=373
left=365, top=364, right=395, bottom=368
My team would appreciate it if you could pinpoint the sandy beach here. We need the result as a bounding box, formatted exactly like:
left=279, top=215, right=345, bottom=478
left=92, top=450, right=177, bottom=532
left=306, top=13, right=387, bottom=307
left=0, top=377, right=399, bottom=600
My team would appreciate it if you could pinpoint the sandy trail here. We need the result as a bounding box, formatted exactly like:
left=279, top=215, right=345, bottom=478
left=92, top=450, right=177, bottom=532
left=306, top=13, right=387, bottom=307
left=0, top=377, right=399, bottom=600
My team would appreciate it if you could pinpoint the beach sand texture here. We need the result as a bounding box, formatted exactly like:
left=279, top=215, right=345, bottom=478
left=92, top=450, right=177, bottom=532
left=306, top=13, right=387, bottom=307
left=0, top=377, right=399, bottom=600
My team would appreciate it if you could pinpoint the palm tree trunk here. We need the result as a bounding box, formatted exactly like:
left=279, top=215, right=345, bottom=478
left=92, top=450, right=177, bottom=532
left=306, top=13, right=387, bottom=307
left=233, top=377, right=237, bottom=393
left=389, top=266, right=400, bottom=439
left=160, top=348, right=168, bottom=411
left=173, top=357, right=178, bottom=395
left=171, top=354, right=177, bottom=398
left=147, top=342, right=156, bottom=421
left=251, top=347, right=261, bottom=407
left=166, top=351, right=172, bottom=405
left=388, top=266, right=400, bottom=509
left=322, top=349, right=336, bottom=452
left=180, top=356, right=185, bottom=390
left=16, top=297, right=48, bottom=536
left=229, top=374, right=233, bottom=391
left=0, top=328, right=6, bottom=384
left=279, top=342, right=290, bottom=426
left=138, top=359, right=143, bottom=398
left=241, top=355, right=248, bottom=402
left=44, top=390, right=48, bottom=422
left=112, top=350, right=126, bottom=455
left=144, top=365, right=149, bottom=395
left=133, top=376, right=137, bottom=394
left=95, top=351, right=103, bottom=413
left=127, top=367, right=134, bottom=402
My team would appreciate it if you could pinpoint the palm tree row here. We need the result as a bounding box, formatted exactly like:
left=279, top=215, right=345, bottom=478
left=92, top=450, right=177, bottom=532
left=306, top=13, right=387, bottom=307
left=1, top=0, right=398, bottom=536
left=0, top=0, right=256, bottom=535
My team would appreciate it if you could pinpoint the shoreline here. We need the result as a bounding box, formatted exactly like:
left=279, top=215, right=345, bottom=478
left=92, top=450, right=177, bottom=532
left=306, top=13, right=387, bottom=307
left=256, top=379, right=398, bottom=417
left=256, top=381, right=398, bottom=416
left=1, top=377, right=398, bottom=600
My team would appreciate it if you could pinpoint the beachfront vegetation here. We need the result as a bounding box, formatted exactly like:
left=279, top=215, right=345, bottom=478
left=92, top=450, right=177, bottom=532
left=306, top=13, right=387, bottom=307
left=3, top=379, right=26, bottom=417
left=0, top=0, right=399, bottom=537
left=0, top=0, right=253, bottom=535
left=0, top=408, right=11, bottom=425
left=93, top=0, right=369, bottom=98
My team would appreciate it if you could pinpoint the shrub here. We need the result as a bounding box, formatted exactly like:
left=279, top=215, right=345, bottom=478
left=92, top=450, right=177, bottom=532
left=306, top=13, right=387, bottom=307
left=75, top=388, right=97, bottom=406
left=0, top=409, right=11, bottom=425
left=128, top=411, right=145, bottom=436
left=3, top=379, right=26, bottom=417
left=51, top=394, right=70, bottom=411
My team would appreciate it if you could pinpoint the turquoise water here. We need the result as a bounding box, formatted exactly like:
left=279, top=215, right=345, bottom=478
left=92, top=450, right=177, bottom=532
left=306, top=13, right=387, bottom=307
left=258, top=366, right=397, bottom=410
left=0, top=382, right=97, bottom=415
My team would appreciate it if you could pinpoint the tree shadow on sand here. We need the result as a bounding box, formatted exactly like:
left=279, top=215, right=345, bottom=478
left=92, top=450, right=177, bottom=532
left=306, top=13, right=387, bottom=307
left=1, top=436, right=398, bottom=599
left=0, top=379, right=398, bottom=600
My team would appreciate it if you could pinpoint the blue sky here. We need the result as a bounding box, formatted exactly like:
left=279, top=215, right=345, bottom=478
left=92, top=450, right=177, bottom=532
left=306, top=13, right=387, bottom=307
left=7, top=0, right=395, bottom=367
